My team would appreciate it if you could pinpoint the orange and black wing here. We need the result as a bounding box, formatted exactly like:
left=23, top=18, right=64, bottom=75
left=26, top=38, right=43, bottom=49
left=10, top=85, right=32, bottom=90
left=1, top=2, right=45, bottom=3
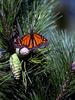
left=33, top=33, right=48, bottom=48
left=20, top=33, right=48, bottom=49
left=20, top=34, right=33, bottom=48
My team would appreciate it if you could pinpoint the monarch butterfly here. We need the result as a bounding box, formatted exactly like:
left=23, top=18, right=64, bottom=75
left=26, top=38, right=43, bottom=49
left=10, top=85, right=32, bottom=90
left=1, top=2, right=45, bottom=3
left=14, top=31, right=48, bottom=51
left=10, top=53, right=22, bottom=80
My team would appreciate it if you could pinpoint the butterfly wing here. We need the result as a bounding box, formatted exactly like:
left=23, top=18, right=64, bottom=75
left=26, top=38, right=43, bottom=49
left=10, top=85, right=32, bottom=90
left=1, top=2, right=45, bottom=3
left=21, top=34, right=30, bottom=46
left=20, top=34, right=33, bottom=48
left=20, top=33, right=48, bottom=49
left=33, top=33, right=48, bottom=48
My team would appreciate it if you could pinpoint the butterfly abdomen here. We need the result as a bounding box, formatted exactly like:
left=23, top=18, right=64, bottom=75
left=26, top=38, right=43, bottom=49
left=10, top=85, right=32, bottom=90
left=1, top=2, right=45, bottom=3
left=10, top=53, right=22, bottom=80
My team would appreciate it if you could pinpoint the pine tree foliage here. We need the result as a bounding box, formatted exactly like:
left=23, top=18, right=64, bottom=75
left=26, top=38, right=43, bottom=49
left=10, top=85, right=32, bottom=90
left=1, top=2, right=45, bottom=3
left=45, top=30, right=75, bottom=100
left=1, top=0, right=75, bottom=100
left=18, top=0, right=57, bottom=34
left=0, top=0, right=22, bottom=40
left=0, top=0, right=57, bottom=99
left=0, top=0, right=22, bottom=28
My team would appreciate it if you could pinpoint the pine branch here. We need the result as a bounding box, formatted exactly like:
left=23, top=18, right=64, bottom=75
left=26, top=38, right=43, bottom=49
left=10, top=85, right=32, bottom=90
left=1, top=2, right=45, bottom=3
left=18, top=0, right=57, bottom=34
left=2, top=0, right=75, bottom=100
left=0, top=10, right=11, bottom=40
left=56, top=79, right=69, bottom=100
left=0, top=0, right=22, bottom=41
